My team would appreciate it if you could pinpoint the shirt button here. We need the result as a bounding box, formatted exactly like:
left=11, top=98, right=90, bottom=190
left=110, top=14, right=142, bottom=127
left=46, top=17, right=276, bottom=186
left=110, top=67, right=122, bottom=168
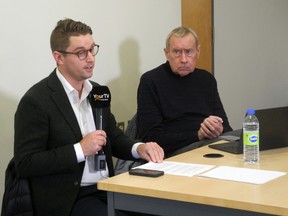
left=74, top=181, right=79, bottom=186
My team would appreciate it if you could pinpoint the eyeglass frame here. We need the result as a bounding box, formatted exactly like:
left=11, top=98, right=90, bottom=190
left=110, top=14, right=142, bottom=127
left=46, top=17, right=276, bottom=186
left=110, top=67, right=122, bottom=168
left=57, top=44, right=100, bottom=60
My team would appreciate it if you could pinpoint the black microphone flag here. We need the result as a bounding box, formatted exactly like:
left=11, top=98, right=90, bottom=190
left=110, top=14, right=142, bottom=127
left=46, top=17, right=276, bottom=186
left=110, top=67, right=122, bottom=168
left=89, top=86, right=111, bottom=108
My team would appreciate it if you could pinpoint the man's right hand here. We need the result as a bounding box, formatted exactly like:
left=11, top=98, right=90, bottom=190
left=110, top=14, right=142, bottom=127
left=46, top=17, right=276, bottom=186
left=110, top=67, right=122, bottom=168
left=80, top=130, right=107, bottom=156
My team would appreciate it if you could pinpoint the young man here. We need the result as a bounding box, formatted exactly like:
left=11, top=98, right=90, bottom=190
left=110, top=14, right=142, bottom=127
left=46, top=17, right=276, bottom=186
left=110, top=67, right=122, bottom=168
left=14, top=18, right=164, bottom=216
left=137, top=27, right=232, bottom=157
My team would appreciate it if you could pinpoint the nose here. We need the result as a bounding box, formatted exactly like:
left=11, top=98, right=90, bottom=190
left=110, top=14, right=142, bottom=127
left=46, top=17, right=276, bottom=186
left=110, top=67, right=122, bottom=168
left=86, top=51, right=95, bottom=62
left=180, top=52, right=188, bottom=63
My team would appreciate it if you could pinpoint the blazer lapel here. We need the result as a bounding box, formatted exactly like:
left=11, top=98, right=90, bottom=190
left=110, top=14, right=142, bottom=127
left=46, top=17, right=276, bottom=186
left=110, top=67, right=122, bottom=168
left=47, top=70, right=82, bottom=140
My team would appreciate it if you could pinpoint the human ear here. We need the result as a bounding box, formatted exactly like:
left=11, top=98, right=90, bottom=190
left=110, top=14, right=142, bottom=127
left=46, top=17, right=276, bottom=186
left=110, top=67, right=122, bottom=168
left=52, top=51, right=64, bottom=65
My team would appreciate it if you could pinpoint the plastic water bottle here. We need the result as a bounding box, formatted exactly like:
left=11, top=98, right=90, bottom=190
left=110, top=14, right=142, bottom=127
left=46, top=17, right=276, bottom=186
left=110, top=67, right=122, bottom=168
left=243, top=109, right=260, bottom=163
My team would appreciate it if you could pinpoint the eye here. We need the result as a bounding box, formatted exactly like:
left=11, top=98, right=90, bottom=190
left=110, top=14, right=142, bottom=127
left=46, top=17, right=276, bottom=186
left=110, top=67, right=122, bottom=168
left=173, top=50, right=181, bottom=55
left=77, top=50, right=87, bottom=58
left=185, top=49, right=193, bottom=56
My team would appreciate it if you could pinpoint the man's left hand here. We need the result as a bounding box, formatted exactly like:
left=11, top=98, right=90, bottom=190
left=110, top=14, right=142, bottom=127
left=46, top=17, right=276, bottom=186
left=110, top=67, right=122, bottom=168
left=137, top=142, right=164, bottom=163
left=198, top=115, right=224, bottom=140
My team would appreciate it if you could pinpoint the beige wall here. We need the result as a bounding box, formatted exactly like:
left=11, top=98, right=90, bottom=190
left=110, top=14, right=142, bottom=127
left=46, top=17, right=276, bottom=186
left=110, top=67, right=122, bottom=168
left=0, top=0, right=181, bottom=208
left=214, top=0, right=288, bottom=129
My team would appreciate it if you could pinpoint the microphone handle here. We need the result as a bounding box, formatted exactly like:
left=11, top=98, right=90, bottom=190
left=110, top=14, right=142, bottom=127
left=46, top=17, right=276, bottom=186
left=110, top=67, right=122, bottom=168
left=97, top=108, right=103, bottom=130
left=94, top=107, right=105, bottom=171
left=96, top=108, right=104, bottom=154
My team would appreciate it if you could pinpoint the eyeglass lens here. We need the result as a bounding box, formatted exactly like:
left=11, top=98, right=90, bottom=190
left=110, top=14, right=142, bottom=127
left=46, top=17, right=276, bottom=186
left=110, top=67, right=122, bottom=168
left=78, top=44, right=99, bottom=59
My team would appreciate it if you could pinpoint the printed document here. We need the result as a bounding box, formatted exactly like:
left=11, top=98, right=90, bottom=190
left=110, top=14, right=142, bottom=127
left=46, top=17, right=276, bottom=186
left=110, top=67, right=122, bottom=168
left=135, top=161, right=214, bottom=177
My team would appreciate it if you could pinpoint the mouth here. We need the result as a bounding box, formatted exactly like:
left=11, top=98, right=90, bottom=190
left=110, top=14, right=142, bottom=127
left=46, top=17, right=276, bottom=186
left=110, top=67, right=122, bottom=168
left=84, top=65, right=94, bottom=72
left=178, top=67, right=189, bottom=71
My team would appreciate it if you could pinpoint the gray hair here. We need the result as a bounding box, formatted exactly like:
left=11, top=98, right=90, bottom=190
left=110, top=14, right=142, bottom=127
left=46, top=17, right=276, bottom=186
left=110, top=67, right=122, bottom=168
left=165, top=26, right=199, bottom=49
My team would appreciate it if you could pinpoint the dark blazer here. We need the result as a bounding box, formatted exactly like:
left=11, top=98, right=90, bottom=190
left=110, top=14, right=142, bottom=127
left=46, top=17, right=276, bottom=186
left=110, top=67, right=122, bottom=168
left=14, top=69, right=136, bottom=216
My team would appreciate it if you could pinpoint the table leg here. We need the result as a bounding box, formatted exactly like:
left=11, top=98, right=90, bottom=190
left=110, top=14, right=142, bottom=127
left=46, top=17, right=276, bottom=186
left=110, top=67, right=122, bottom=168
left=107, top=192, right=116, bottom=216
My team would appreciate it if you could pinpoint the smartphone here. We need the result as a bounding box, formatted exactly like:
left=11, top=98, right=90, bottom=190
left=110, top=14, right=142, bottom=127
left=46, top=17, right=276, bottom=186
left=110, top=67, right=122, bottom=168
left=129, top=168, right=164, bottom=177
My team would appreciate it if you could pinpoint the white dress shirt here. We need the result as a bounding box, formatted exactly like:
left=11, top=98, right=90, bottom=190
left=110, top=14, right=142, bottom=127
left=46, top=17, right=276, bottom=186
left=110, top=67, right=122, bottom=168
left=56, top=69, right=141, bottom=186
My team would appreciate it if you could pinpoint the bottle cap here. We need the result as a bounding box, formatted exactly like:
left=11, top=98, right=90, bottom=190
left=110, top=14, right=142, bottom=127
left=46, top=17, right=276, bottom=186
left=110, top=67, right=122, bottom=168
left=246, top=109, right=255, bottom=115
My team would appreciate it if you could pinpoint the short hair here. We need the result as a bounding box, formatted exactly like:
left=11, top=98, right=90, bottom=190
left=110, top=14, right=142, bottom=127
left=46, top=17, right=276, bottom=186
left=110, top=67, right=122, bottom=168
left=165, top=26, right=199, bottom=49
left=50, top=18, right=93, bottom=52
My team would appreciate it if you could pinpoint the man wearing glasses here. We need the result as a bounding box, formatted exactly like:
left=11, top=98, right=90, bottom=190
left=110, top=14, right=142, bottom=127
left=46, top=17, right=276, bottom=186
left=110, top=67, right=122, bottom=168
left=14, top=18, right=164, bottom=216
left=137, top=27, right=232, bottom=157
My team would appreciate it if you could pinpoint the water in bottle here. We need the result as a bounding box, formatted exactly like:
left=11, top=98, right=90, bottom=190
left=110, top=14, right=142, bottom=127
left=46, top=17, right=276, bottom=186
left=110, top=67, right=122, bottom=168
left=243, top=109, right=260, bottom=163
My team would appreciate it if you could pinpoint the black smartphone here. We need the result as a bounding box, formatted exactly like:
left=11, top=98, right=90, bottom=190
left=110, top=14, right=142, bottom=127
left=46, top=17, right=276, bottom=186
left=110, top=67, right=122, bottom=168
left=129, top=168, right=164, bottom=177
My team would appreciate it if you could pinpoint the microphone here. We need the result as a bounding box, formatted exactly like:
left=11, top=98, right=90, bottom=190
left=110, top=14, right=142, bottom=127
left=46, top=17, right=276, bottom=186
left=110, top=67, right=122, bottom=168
left=88, top=86, right=111, bottom=171
left=89, top=85, right=111, bottom=129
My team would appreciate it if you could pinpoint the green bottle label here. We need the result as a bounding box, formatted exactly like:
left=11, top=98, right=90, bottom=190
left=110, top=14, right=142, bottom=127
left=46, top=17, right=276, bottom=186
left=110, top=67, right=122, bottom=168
left=243, top=131, right=259, bottom=146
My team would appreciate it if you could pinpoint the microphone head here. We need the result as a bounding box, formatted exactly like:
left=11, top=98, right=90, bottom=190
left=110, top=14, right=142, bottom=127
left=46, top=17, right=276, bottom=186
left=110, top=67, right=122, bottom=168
left=89, top=86, right=111, bottom=108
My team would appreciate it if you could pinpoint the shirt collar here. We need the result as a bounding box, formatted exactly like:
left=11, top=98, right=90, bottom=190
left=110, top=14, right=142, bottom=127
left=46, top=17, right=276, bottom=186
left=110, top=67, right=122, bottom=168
left=56, top=68, right=93, bottom=101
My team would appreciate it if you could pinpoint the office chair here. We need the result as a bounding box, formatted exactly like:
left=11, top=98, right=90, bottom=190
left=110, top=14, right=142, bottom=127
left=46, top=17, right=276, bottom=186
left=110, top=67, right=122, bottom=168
left=114, top=113, right=146, bottom=175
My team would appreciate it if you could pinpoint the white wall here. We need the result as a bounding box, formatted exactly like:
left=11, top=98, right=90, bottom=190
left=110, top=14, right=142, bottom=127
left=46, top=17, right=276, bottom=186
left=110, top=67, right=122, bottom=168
left=1, top=0, right=288, bottom=210
left=0, top=0, right=181, bottom=208
left=214, top=0, right=288, bottom=129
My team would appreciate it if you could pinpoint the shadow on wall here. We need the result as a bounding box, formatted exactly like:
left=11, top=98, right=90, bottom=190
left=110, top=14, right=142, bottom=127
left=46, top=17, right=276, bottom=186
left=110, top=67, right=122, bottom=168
left=0, top=91, right=18, bottom=209
left=107, top=38, right=141, bottom=129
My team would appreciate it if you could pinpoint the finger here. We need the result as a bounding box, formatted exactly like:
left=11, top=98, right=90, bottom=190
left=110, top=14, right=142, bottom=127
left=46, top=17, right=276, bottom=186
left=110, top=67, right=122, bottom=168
left=204, top=118, right=223, bottom=137
left=149, top=143, right=164, bottom=162
left=97, top=138, right=107, bottom=149
left=95, top=130, right=107, bottom=138
left=200, top=122, right=211, bottom=136
left=143, top=143, right=157, bottom=162
left=215, top=124, right=224, bottom=136
left=206, top=118, right=220, bottom=131
left=209, top=120, right=223, bottom=136
left=139, top=143, right=163, bottom=163
left=200, top=124, right=214, bottom=139
left=209, top=115, right=223, bottom=121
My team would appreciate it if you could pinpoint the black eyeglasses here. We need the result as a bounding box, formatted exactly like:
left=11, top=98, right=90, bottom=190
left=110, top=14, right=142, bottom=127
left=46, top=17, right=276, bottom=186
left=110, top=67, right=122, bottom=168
left=58, top=44, right=100, bottom=60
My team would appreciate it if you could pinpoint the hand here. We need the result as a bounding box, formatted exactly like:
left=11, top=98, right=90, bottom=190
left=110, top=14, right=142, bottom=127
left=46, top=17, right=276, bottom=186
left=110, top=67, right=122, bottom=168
left=136, top=142, right=164, bottom=163
left=80, top=130, right=107, bottom=156
left=198, top=116, right=223, bottom=140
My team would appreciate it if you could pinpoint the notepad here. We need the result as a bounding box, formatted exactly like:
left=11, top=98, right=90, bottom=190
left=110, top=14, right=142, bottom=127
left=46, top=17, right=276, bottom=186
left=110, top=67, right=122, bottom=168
left=199, top=166, right=286, bottom=184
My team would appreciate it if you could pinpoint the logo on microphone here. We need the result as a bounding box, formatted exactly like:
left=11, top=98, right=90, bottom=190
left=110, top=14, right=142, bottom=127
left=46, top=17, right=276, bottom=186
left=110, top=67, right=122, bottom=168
left=93, top=93, right=110, bottom=102
left=89, top=86, right=111, bottom=108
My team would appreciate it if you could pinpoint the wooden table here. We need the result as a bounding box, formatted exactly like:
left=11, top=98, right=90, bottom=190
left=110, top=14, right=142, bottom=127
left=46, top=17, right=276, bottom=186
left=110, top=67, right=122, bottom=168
left=98, top=145, right=288, bottom=216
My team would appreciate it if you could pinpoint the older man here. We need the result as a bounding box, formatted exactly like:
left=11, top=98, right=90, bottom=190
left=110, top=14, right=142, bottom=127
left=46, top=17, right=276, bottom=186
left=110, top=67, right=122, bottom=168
left=137, top=26, right=232, bottom=157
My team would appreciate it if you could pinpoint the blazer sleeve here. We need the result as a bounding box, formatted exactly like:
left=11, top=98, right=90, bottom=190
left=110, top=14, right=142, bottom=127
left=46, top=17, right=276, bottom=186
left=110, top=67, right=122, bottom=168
left=14, top=88, right=81, bottom=178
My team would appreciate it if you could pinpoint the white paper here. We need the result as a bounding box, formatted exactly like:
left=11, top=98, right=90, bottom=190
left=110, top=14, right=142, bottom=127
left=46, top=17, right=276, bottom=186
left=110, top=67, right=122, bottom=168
left=199, top=166, right=286, bottom=184
left=134, top=161, right=215, bottom=177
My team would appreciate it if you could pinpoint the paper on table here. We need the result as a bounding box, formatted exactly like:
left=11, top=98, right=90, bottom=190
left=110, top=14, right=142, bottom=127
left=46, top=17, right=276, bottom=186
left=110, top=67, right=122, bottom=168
left=199, top=166, right=286, bottom=184
left=135, top=161, right=214, bottom=177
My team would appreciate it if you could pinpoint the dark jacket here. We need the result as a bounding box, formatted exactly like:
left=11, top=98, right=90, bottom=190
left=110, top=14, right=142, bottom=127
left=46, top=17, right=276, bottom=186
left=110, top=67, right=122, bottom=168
left=1, top=158, right=33, bottom=216
left=13, top=70, right=136, bottom=216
